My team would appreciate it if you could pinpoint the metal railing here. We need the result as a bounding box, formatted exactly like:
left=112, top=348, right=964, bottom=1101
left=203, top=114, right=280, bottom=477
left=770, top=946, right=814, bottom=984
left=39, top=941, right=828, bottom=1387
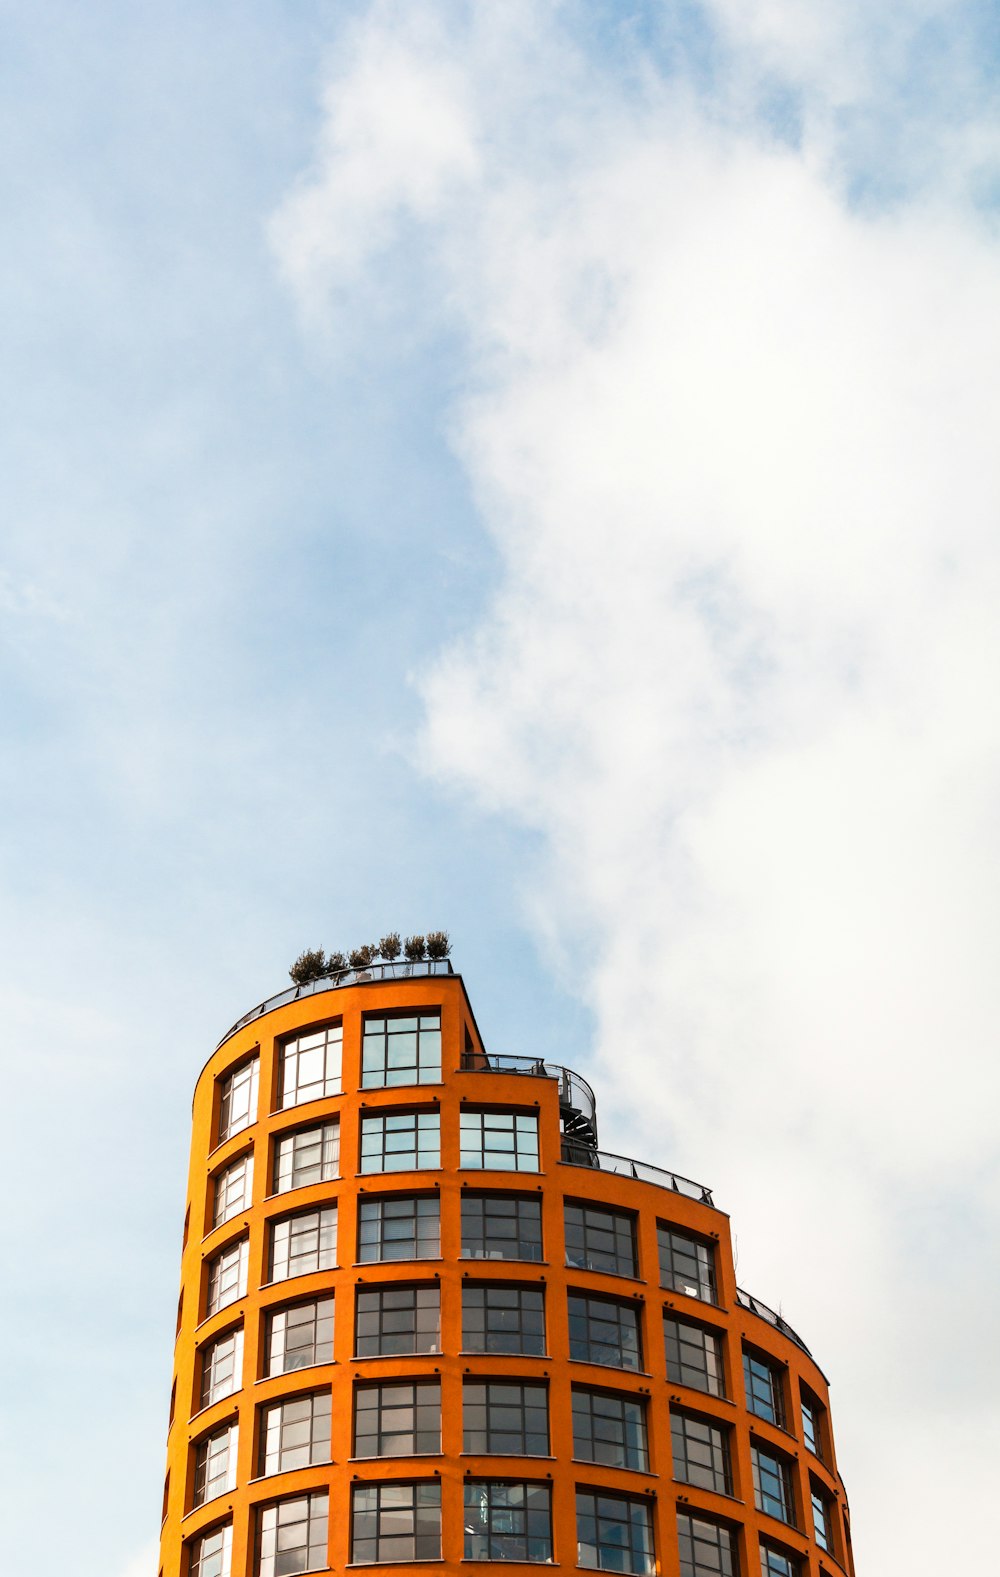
left=560, top=1139, right=715, bottom=1206
left=459, top=1051, right=598, bottom=1138
left=216, top=959, right=455, bottom=1050
left=736, top=1286, right=811, bottom=1356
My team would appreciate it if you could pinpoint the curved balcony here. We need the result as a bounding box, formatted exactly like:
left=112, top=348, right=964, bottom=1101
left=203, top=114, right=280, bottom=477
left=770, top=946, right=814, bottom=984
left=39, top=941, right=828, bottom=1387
left=459, top=1050, right=599, bottom=1147
left=216, top=959, right=456, bottom=1050
left=560, top=1138, right=714, bottom=1207
left=736, top=1285, right=811, bottom=1356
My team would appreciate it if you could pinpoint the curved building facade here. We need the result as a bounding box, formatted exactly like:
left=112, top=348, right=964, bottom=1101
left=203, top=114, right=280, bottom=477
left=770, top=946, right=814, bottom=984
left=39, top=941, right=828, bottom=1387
left=160, top=963, right=855, bottom=1577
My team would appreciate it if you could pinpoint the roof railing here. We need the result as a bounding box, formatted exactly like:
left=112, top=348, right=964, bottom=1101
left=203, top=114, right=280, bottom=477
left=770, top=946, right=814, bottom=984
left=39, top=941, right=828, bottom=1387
left=459, top=1050, right=598, bottom=1139
left=216, top=959, right=455, bottom=1050
left=560, top=1138, right=715, bottom=1207
left=736, top=1286, right=812, bottom=1356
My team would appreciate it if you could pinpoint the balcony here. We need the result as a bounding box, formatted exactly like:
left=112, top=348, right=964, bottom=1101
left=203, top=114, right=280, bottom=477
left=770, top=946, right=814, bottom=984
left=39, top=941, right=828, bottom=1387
left=459, top=1050, right=599, bottom=1147
left=217, top=959, right=455, bottom=1050
left=560, top=1138, right=715, bottom=1206
left=736, top=1286, right=811, bottom=1356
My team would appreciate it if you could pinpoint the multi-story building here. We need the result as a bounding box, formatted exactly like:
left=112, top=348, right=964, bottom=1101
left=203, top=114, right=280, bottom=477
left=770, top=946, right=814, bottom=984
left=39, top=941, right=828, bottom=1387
left=160, top=960, right=854, bottom=1577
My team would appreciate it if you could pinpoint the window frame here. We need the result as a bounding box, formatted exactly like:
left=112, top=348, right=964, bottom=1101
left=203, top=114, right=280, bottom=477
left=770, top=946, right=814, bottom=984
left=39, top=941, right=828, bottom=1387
left=462, top=1479, right=553, bottom=1563
left=272, top=1121, right=340, bottom=1195
left=361, top=1010, right=443, bottom=1089
left=213, top=1151, right=254, bottom=1228
left=188, top=1522, right=232, bottom=1577
left=359, top=1108, right=441, bottom=1174
left=460, top=1191, right=544, bottom=1262
left=200, top=1325, right=244, bottom=1409
left=565, top=1201, right=638, bottom=1279
left=676, top=1511, right=738, bottom=1577
left=670, top=1410, right=733, bottom=1497
left=657, top=1225, right=717, bottom=1303
left=264, top=1296, right=334, bottom=1378
left=206, top=1235, right=249, bottom=1318
left=751, top=1442, right=797, bottom=1526
left=575, top=1487, right=655, bottom=1575
left=258, top=1389, right=332, bottom=1476
left=356, top=1193, right=441, bottom=1263
left=461, top=1282, right=547, bottom=1356
left=459, top=1108, right=540, bottom=1172
left=743, top=1348, right=786, bottom=1428
left=268, top=1205, right=337, bottom=1284
left=277, top=1022, right=343, bottom=1111
left=567, top=1291, right=643, bottom=1371
left=257, top=1490, right=329, bottom=1577
left=463, top=1378, right=550, bottom=1456
left=664, top=1314, right=726, bottom=1397
left=192, top=1420, right=238, bottom=1509
left=571, top=1385, right=649, bottom=1472
left=353, top=1378, right=443, bottom=1458
left=354, top=1284, right=442, bottom=1357
left=351, top=1480, right=442, bottom=1564
left=218, top=1058, right=258, bottom=1145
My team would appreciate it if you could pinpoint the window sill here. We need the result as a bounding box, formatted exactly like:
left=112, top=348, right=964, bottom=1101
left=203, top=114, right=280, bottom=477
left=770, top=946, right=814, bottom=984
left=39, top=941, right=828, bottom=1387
left=571, top=1459, right=658, bottom=1478
left=259, top=1272, right=340, bottom=1291
left=347, top=1562, right=444, bottom=1568
left=354, top=1259, right=445, bottom=1268
left=460, top=1561, right=557, bottom=1567
left=673, top=1481, right=744, bottom=1505
left=266, top=1184, right=342, bottom=1201
left=460, top=1258, right=550, bottom=1267
left=350, top=1453, right=444, bottom=1462
left=458, top=1352, right=552, bottom=1360
left=248, top=1461, right=334, bottom=1484
left=351, top=1351, right=443, bottom=1361
left=567, top=1360, right=651, bottom=1377
left=566, top=1265, right=647, bottom=1286
left=256, top=1364, right=335, bottom=1384
left=459, top=1454, right=557, bottom=1461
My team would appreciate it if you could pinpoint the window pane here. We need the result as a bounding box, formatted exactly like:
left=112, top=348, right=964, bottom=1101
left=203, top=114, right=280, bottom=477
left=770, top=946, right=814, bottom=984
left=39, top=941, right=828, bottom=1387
left=460, top=1111, right=539, bottom=1172
left=576, top=1489, right=654, bottom=1574
left=258, top=1491, right=329, bottom=1577
left=461, top=1193, right=543, bottom=1261
left=354, top=1286, right=441, bottom=1356
left=214, top=1153, right=254, bottom=1227
left=357, top=1195, right=440, bottom=1262
left=219, top=1059, right=258, bottom=1143
left=657, top=1227, right=716, bottom=1303
left=206, top=1237, right=248, bottom=1317
left=565, top=1203, right=638, bottom=1278
left=193, top=1423, right=238, bottom=1507
left=359, top=1112, right=440, bottom=1174
left=260, top=1392, right=331, bottom=1475
left=354, top=1380, right=442, bottom=1457
left=572, top=1388, right=648, bottom=1471
left=463, top=1381, right=549, bottom=1455
left=463, top=1481, right=552, bottom=1562
left=273, top=1123, right=339, bottom=1193
left=265, top=1297, right=334, bottom=1376
left=201, top=1327, right=244, bottom=1408
left=664, top=1316, right=726, bottom=1397
left=671, top=1412, right=732, bottom=1495
left=269, top=1207, right=337, bottom=1282
left=361, top=1012, right=442, bottom=1089
left=568, top=1293, right=642, bottom=1370
left=189, top=1523, right=232, bottom=1577
left=351, top=1482, right=442, bottom=1563
left=676, top=1512, right=737, bottom=1577
left=752, top=1446, right=796, bottom=1525
left=744, top=1352, right=785, bottom=1427
left=462, top=1285, right=546, bottom=1356
left=279, top=1025, right=342, bottom=1109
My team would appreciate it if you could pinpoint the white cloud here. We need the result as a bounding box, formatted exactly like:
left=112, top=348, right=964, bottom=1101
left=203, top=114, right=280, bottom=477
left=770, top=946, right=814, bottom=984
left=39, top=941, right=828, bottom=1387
left=272, top=3, right=1000, bottom=1569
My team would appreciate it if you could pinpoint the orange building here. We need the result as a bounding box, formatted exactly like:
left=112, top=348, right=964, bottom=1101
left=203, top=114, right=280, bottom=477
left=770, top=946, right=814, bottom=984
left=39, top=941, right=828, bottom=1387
left=160, top=961, right=855, bottom=1577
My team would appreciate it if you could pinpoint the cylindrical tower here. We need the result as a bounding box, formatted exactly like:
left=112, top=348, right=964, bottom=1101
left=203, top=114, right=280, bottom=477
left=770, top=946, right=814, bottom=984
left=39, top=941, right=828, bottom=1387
left=160, top=962, right=855, bottom=1577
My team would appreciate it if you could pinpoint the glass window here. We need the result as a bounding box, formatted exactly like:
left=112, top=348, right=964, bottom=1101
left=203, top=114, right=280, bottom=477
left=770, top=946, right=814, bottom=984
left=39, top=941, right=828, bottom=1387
left=752, top=1445, right=796, bottom=1525
left=664, top=1316, right=726, bottom=1397
left=354, top=1380, right=442, bottom=1457
left=461, top=1192, right=543, bottom=1261
left=464, top=1380, right=549, bottom=1455
left=359, top=1110, right=440, bottom=1174
left=206, top=1236, right=248, bottom=1317
left=463, top=1481, right=552, bottom=1562
left=265, top=1297, right=334, bottom=1377
left=572, top=1387, right=648, bottom=1471
left=258, top=1491, right=328, bottom=1577
left=568, top=1292, right=642, bottom=1370
left=273, top=1123, right=339, bottom=1193
left=361, top=1012, right=442, bottom=1088
left=200, top=1326, right=243, bottom=1408
left=671, top=1412, right=732, bottom=1495
left=219, top=1059, right=258, bottom=1144
left=278, top=1024, right=342, bottom=1109
left=657, top=1227, right=716, bottom=1303
left=743, top=1351, right=785, bottom=1427
left=576, top=1489, right=654, bottom=1574
left=677, top=1512, right=737, bottom=1577
left=460, top=1110, right=539, bottom=1171
left=269, top=1206, right=337, bottom=1282
left=462, top=1284, right=546, bottom=1355
left=351, top=1482, right=442, bottom=1563
left=193, top=1422, right=238, bottom=1507
left=354, top=1285, right=441, bottom=1356
left=800, top=1393, right=823, bottom=1459
left=259, top=1390, right=331, bottom=1475
left=189, top=1523, right=232, bottom=1577
left=565, top=1202, right=637, bottom=1278
left=357, top=1195, right=440, bottom=1262
left=213, top=1153, right=254, bottom=1227
left=811, top=1485, right=832, bottom=1552
left=761, top=1543, right=800, bottom=1577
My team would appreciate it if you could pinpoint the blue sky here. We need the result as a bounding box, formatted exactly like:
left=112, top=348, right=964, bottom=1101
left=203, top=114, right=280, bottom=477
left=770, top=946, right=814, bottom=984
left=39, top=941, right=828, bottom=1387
left=2, top=3, right=999, bottom=1574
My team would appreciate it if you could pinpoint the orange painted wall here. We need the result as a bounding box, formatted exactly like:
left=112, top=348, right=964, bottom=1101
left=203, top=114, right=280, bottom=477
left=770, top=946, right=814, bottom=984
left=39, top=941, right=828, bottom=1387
left=159, top=969, right=854, bottom=1577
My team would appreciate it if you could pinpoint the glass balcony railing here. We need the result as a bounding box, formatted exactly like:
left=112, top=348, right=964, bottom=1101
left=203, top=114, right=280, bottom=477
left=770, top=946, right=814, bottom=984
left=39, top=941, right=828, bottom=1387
left=560, top=1138, right=715, bottom=1206
left=736, top=1286, right=811, bottom=1356
left=216, top=959, right=455, bottom=1050
left=459, top=1051, right=599, bottom=1146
